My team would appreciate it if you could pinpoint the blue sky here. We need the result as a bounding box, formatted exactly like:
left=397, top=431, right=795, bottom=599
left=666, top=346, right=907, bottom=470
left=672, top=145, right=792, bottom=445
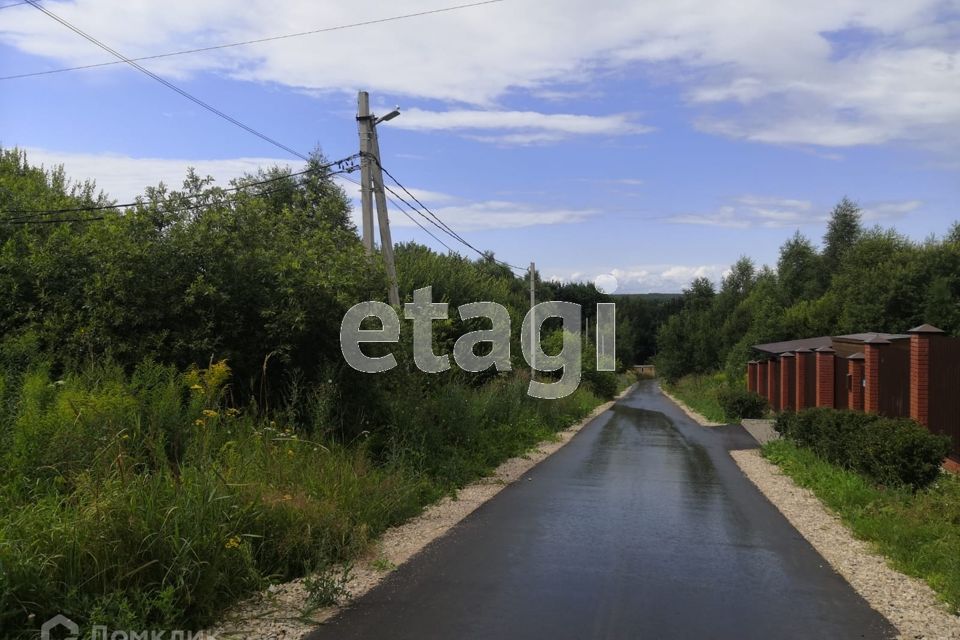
left=1, top=0, right=958, bottom=292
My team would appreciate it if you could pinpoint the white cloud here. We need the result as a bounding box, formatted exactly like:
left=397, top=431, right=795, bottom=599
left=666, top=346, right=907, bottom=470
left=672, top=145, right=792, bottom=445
left=665, top=195, right=923, bottom=229
left=550, top=264, right=730, bottom=293
left=418, top=201, right=597, bottom=231
left=3, top=1, right=958, bottom=149
left=335, top=174, right=598, bottom=230
left=386, top=108, right=651, bottom=145
left=861, top=199, right=924, bottom=221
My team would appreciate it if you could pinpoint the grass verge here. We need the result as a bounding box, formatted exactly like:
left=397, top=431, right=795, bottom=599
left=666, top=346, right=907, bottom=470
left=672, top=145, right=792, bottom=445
left=661, top=373, right=727, bottom=423
left=762, top=439, right=960, bottom=613
left=0, top=363, right=630, bottom=638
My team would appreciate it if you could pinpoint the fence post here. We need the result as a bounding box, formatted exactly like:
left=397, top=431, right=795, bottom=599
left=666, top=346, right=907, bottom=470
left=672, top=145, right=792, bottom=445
left=795, top=348, right=811, bottom=410
left=747, top=361, right=758, bottom=393
left=779, top=352, right=795, bottom=411
left=814, top=346, right=835, bottom=408
left=767, top=357, right=780, bottom=411
left=863, top=335, right=890, bottom=414
left=908, top=324, right=944, bottom=427
left=847, top=352, right=865, bottom=411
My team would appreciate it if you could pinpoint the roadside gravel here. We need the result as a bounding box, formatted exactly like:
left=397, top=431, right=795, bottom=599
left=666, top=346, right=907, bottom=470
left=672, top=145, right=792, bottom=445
left=206, top=384, right=636, bottom=640
left=732, top=448, right=960, bottom=640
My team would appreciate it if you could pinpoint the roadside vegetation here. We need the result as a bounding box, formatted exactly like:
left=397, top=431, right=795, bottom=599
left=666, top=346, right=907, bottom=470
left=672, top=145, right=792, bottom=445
left=662, top=372, right=767, bottom=423
left=763, top=438, right=960, bottom=612
left=0, top=147, right=639, bottom=637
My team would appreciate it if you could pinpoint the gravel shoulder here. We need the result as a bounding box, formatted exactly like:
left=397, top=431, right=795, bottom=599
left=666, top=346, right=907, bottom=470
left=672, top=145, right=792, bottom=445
left=732, top=448, right=960, bottom=640
left=206, top=384, right=636, bottom=640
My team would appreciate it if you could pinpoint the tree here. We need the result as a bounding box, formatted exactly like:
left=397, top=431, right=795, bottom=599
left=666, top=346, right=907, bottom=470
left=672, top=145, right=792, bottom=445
left=821, top=197, right=862, bottom=277
left=777, top=231, right=822, bottom=302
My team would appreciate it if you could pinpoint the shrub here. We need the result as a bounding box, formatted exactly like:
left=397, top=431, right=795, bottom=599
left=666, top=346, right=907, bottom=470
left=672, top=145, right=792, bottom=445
left=774, top=408, right=950, bottom=490
left=716, top=386, right=768, bottom=421
left=582, top=370, right=619, bottom=399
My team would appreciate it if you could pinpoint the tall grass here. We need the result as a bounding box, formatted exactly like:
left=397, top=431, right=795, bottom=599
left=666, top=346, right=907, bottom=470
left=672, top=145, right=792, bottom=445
left=763, top=439, right=960, bottom=612
left=0, top=361, right=613, bottom=636
left=662, top=372, right=728, bottom=423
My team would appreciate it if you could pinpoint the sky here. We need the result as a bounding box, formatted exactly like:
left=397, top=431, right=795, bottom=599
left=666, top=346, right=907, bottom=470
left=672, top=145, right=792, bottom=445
left=1, top=0, right=958, bottom=293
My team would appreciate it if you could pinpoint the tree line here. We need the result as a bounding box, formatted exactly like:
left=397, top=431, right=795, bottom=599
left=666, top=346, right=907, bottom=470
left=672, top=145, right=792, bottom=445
left=655, top=198, right=960, bottom=382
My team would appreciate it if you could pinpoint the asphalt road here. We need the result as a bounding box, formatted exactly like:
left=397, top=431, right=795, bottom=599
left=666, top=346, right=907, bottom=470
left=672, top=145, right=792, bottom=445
left=306, top=381, right=894, bottom=639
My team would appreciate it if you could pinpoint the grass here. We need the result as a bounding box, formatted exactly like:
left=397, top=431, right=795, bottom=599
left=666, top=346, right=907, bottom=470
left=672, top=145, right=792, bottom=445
left=662, top=372, right=727, bottom=423
left=0, top=362, right=629, bottom=637
left=762, top=439, right=960, bottom=613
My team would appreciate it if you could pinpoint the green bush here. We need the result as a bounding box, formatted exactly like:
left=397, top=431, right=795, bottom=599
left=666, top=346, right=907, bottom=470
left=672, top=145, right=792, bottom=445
left=582, top=370, right=619, bottom=399
left=775, top=408, right=950, bottom=489
left=716, top=386, right=768, bottom=420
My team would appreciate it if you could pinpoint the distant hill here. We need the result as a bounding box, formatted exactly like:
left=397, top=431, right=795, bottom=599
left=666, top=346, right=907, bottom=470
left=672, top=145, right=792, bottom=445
left=611, top=293, right=683, bottom=303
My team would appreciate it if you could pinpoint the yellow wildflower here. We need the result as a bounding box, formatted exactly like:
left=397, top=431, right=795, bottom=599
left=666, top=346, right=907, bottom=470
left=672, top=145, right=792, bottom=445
left=194, top=419, right=205, bottom=427
left=202, top=409, right=219, bottom=418
left=190, top=384, right=204, bottom=392
left=225, top=536, right=241, bottom=550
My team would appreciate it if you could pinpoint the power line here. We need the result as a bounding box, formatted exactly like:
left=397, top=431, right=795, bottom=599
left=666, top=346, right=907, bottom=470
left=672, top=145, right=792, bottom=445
left=341, top=173, right=456, bottom=252
left=1, top=155, right=360, bottom=221
left=2, top=0, right=506, bottom=81
left=22, top=0, right=309, bottom=161
left=367, top=156, right=525, bottom=272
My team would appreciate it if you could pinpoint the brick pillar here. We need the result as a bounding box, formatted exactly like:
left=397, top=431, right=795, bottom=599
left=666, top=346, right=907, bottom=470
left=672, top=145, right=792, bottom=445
left=908, top=324, right=944, bottom=427
left=795, top=348, right=811, bottom=410
left=814, top=346, right=835, bottom=408
left=757, top=361, right=768, bottom=402
left=767, top=358, right=780, bottom=411
left=747, top=361, right=758, bottom=393
left=779, top=352, right=795, bottom=411
left=863, top=336, right=889, bottom=414
left=847, top=353, right=865, bottom=411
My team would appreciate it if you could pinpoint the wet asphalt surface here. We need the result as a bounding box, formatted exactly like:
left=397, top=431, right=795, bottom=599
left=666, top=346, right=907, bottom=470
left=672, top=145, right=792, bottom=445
left=305, top=381, right=895, bottom=639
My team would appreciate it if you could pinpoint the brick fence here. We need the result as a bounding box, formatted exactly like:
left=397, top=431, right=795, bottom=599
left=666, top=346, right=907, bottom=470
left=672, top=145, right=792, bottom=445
left=748, top=324, right=960, bottom=459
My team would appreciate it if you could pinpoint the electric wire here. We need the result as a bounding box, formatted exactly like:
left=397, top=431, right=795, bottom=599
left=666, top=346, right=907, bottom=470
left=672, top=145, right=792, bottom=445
left=340, top=174, right=456, bottom=253
left=2, top=0, right=506, bottom=81
left=22, top=0, right=310, bottom=161
left=366, top=155, right=526, bottom=272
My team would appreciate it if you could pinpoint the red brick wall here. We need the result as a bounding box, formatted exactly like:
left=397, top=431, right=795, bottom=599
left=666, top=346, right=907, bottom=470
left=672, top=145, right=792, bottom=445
left=910, top=334, right=930, bottom=426
left=815, top=350, right=835, bottom=408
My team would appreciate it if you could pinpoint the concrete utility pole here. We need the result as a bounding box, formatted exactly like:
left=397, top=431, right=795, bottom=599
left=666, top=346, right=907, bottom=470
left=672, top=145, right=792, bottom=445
left=357, top=92, right=375, bottom=254
left=370, top=123, right=400, bottom=307
left=357, top=90, right=400, bottom=306
left=529, top=261, right=536, bottom=376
